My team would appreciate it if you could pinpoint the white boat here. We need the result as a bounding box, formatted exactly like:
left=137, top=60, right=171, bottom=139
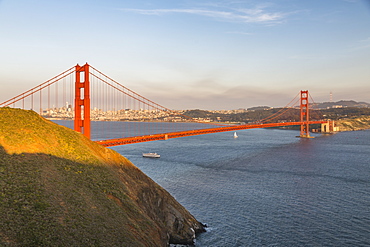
left=234, top=132, right=238, bottom=138
left=142, top=152, right=160, bottom=158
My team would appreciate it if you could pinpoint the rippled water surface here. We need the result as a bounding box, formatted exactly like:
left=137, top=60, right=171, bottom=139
left=58, top=120, right=370, bottom=247
left=109, top=127, right=370, bottom=246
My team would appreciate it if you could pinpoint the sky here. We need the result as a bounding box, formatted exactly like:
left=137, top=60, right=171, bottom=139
left=0, top=0, right=369, bottom=110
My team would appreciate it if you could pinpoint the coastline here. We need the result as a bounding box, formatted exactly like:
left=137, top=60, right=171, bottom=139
left=336, top=117, right=370, bottom=132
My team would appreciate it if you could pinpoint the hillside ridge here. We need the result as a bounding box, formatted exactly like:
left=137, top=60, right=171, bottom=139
left=0, top=107, right=205, bottom=246
left=336, top=117, right=370, bottom=131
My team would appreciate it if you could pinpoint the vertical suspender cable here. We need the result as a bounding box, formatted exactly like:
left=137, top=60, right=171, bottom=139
left=123, top=88, right=126, bottom=137
left=55, top=81, right=58, bottom=110
left=70, top=73, right=73, bottom=129
left=31, top=89, right=34, bottom=110
left=91, top=70, right=94, bottom=138
left=63, top=77, right=66, bottom=109
left=147, top=100, right=149, bottom=135
left=103, top=75, right=106, bottom=139
left=39, top=89, right=42, bottom=115
left=48, top=86, right=50, bottom=110
left=128, top=90, right=131, bottom=137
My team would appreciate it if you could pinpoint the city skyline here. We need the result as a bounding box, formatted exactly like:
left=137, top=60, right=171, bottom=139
left=1, top=0, right=369, bottom=110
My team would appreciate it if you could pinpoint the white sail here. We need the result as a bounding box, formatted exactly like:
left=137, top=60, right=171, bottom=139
left=234, top=132, right=238, bottom=138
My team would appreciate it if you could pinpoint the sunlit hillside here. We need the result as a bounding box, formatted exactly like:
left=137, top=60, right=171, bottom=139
left=0, top=107, right=204, bottom=246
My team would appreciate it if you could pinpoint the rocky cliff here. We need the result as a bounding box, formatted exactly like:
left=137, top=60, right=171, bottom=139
left=0, top=107, right=205, bottom=246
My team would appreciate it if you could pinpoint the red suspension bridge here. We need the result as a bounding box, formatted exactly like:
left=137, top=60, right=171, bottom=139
left=1, top=63, right=331, bottom=147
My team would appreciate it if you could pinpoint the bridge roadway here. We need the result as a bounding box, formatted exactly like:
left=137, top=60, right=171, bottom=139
left=96, top=120, right=327, bottom=147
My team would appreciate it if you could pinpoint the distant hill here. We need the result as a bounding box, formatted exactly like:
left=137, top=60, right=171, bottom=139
left=313, top=100, right=370, bottom=109
left=247, top=106, right=272, bottom=111
left=0, top=107, right=205, bottom=246
left=337, top=117, right=370, bottom=131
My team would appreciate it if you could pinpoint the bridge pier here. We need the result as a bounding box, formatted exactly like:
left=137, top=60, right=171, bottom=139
left=321, top=120, right=339, bottom=133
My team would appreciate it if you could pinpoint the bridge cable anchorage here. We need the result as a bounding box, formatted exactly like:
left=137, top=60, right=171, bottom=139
left=308, top=94, right=336, bottom=133
left=1, top=63, right=328, bottom=146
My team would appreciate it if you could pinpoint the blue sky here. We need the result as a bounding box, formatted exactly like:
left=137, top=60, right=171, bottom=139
left=0, top=0, right=369, bottom=109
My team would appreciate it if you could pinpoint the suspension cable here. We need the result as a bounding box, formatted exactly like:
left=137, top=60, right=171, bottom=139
left=252, top=92, right=300, bottom=124
left=89, top=71, right=229, bottom=126
left=0, top=67, right=75, bottom=107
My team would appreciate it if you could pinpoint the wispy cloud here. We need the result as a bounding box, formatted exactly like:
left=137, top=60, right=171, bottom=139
left=119, top=6, right=286, bottom=24
left=349, top=37, right=370, bottom=51
left=226, top=31, right=254, bottom=35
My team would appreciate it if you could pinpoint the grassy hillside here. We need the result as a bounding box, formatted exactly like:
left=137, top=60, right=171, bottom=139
left=0, top=107, right=124, bottom=165
left=336, top=117, right=370, bottom=131
left=0, top=107, right=204, bottom=246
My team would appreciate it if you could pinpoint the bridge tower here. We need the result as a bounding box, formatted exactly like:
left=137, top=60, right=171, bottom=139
left=299, top=90, right=313, bottom=138
left=74, top=63, right=91, bottom=139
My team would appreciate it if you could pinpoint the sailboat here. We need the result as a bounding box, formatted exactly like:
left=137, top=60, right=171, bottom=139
left=234, top=132, right=238, bottom=138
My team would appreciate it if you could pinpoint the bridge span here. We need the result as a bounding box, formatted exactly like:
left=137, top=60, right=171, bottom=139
left=0, top=63, right=334, bottom=146
left=97, top=120, right=328, bottom=147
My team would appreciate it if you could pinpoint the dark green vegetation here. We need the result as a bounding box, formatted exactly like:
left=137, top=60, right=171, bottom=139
left=184, top=106, right=370, bottom=123
left=321, top=107, right=370, bottom=120
left=314, top=100, right=370, bottom=109
left=184, top=108, right=319, bottom=123
left=0, top=108, right=204, bottom=246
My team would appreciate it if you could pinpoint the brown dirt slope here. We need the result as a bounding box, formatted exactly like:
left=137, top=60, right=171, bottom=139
left=0, top=107, right=205, bottom=246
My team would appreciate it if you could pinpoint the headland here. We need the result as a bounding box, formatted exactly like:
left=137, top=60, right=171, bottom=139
left=0, top=107, right=205, bottom=246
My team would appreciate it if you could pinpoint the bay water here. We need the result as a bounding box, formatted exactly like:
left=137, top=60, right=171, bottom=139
left=58, top=121, right=370, bottom=246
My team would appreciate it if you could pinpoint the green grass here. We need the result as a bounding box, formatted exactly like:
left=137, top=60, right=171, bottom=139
left=0, top=107, right=125, bottom=165
left=0, top=107, right=204, bottom=246
left=0, top=145, right=161, bottom=246
left=0, top=108, right=161, bottom=246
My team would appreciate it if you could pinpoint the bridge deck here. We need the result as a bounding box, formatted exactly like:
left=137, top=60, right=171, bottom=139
left=96, top=121, right=327, bottom=147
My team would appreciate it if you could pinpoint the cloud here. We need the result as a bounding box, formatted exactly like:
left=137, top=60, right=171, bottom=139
left=226, top=31, right=253, bottom=35
left=119, top=6, right=286, bottom=24
left=348, top=37, right=370, bottom=51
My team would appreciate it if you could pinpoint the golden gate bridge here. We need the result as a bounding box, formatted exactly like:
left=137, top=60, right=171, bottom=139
left=0, top=63, right=332, bottom=147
